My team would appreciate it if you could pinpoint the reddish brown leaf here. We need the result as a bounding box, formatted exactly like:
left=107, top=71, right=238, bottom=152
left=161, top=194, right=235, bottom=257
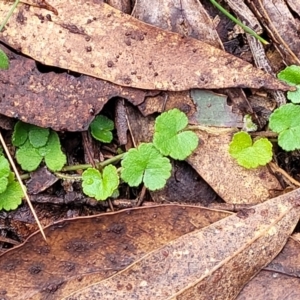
left=0, top=45, right=153, bottom=131
left=0, top=205, right=230, bottom=299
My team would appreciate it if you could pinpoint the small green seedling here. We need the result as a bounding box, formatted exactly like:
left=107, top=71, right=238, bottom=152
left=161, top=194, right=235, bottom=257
left=0, top=155, right=23, bottom=210
left=90, top=115, right=114, bottom=143
left=82, top=165, right=119, bottom=201
left=82, top=109, right=198, bottom=200
left=242, top=115, right=257, bottom=132
left=12, top=121, right=66, bottom=172
left=269, top=103, right=300, bottom=151
left=121, top=143, right=172, bottom=191
left=229, top=131, right=273, bottom=169
left=0, top=50, right=9, bottom=70
left=277, top=65, right=300, bottom=103
left=153, top=108, right=199, bottom=160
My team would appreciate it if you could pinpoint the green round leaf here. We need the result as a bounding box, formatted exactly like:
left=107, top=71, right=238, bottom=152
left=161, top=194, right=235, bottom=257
left=229, top=132, right=252, bottom=158
left=287, top=85, right=300, bottom=103
left=90, top=115, right=114, bottom=143
left=44, top=131, right=66, bottom=171
left=28, top=125, right=50, bottom=148
left=16, top=140, right=43, bottom=171
left=278, top=65, right=300, bottom=85
left=0, top=156, right=10, bottom=193
left=0, top=181, right=23, bottom=211
left=229, top=132, right=273, bottom=168
left=269, top=104, right=300, bottom=151
left=0, top=49, right=9, bottom=70
left=0, top=177, right=8, bottom=194
left=153, top=109, right=198, bottom=160
left=82, top=165, right=119, bottom=201
left=121, top=143, right=172, bottom=191
left=12, top=121, right=30, bottom=147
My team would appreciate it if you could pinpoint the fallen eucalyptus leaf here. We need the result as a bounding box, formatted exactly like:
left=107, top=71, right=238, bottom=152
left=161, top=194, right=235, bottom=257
left=0, top=205, right=230, bottom=299
left=63, top=189, right=300, bottom=299
left=0, top=0, right=290, bottom=91
left=237, top=236, right=300, bottom=299
left=0, top=44, right=152, bottom=131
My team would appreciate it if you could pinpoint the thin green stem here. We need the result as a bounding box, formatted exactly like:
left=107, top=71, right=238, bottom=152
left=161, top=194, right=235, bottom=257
left=61, top=163, right=93, bottom=172
left=98, top=153, right=124, bottom=168
left=61, top=153, right=125, bottom=172
left=54, top=172, right=82, bottom=180
left=19, top=153, right=125, bottom=179
left=0, top=0, right=20, bottom=32
left=209, top=0, right=269, bottom=45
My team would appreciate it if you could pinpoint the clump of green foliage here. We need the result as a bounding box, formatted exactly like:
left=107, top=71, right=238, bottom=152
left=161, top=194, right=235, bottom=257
left=7, top=110, right=198, bottom=204
left=0, top=151, right=23, bottom=210
left=229, top=132, right=272, bottom=169
left=229, top=65, right=300, bottom=168
left=12, top=121, right=66, bottom=172
left=82, top=109, right=198, bottom=200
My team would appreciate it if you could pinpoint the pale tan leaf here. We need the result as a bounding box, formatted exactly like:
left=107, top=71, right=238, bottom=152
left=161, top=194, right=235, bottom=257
left=187, top=131, right=282, bottom=204
left=0, top=0, right=290, bottom=91
left=237, top=236, right=300, bottom=299
left=62, top=189, right=300, bottom=299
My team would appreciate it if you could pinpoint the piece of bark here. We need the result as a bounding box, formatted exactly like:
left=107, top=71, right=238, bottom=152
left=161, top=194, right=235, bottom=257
left=248, top=0, right=300, bottom=65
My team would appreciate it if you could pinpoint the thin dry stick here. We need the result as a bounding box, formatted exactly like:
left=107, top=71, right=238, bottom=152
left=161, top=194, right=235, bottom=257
left=125, top=107, right=137, bottom=148
left=0, top=132, right=47, bottom=241
left=269, top=162, right=300, bottom=188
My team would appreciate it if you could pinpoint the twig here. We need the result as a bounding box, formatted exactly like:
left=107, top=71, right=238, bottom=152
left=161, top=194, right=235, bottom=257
left=269, top=162, right=300, bottom=187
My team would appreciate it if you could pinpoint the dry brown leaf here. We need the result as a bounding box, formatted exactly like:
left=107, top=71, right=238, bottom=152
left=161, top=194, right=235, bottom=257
left=237, top=236, right=300, bottom=299
left=129, top=0, right=281, bottom=205
left=133, top=0, right=222, bottom=48
left=62, top=189, right=300, bottom=299
left=0, top=44, right=152, bottom=131
left=0, top=205, right=230, bottom=299
left=0, top=0, right=290, bottom=91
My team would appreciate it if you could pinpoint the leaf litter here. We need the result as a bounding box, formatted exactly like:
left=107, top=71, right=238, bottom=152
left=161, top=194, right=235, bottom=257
left=0, top=0, right=291, bottom=92
left=0, top=44, right=154, bottom=131
left=0, top=191, right=299, bottom=299
left=0, top=1, right=298, bottom=298
left=129, top=0, right=282, bottom=205
left=0, top=205, right=231, bottom=299
left=62, top=189, right=300, bottom=299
